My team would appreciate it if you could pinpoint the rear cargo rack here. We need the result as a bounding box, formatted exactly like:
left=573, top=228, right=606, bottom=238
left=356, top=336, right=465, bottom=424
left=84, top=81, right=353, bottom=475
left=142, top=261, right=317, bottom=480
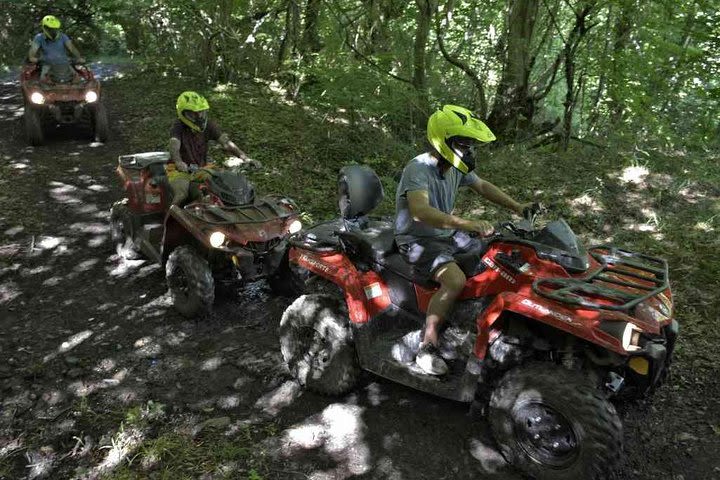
left=532, top=245, right=669, bottom=312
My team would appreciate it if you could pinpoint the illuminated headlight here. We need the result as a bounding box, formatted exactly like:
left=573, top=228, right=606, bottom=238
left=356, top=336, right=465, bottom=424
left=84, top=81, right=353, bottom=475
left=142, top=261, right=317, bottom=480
left=30, top=92, right=45, bottom=105
left=288, top=220, right=303, bottom=234
left=85, top=91, right=98, bottom=103
left=209, top=231, right=226, bottom=248
left=622, top=323, right=642, bottom=352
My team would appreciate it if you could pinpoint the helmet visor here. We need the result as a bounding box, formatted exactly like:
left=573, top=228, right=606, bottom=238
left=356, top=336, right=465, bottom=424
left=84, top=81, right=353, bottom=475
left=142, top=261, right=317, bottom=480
left=184, top=110, right=208, bottom=131
left=448, top=136, right=478, bottom=171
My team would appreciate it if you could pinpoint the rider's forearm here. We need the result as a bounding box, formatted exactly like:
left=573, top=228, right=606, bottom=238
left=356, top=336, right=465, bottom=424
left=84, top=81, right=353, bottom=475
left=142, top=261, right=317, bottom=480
left=67, top=42, right=82, bottom=59
left=169, top=138, right=182, bottom=164
left=475, top=180, right=523, bottom=214
left=412, top=205, right=473, bottom=231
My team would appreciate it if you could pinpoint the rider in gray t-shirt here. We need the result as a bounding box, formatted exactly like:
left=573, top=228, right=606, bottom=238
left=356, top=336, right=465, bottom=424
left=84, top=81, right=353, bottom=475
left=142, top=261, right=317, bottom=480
left=395, top=105, right=531, bottom=376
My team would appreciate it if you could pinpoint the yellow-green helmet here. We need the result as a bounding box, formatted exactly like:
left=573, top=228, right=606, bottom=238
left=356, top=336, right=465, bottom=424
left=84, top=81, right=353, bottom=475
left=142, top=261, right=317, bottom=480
left=427, top=105, right=496, bottom=174
left=176, top=91, right=210, bottom=132
left=41, top=15, right=62, bottom=40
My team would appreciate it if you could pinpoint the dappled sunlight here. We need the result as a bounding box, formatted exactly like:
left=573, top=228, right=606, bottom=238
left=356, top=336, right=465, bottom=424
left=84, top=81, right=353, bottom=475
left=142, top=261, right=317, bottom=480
left=280, top=403, right=371, bottom=479
left=569, top=193, right=604, bottom=214
left=618, top=165, right=650, bottom=186
left=0, top=280, right=22, bottom=304
left=468, top=438, right=508, bottom=473
left=254, top=380, right=302, bottom=416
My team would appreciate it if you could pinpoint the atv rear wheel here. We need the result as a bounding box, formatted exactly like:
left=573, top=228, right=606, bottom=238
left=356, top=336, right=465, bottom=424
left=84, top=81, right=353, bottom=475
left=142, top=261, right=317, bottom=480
left=93, top=102, right=109, bottom=142
left=24, top=105, right=44, bottom=146
left=279, top=294, right=359, bottom=395
left=489, top=362, right=622, bottom=480
left=110, top=199, right=140, bottom=259
left=166, top=245, right=215, bottom=318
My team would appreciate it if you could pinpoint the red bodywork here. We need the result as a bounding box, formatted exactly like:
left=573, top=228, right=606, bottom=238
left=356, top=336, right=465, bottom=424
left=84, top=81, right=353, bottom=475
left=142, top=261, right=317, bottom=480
left=116, top=164, right=168, bottom=215
left=20, top=63, right=100, bottom=104
left=290, top=241, right=673, bottom=360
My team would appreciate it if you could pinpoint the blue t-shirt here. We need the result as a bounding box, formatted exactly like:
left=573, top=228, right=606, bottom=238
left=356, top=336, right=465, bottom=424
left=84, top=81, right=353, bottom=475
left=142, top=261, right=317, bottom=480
left=394, top=152, right=479, bottom=244
left=32, top=33, right=71, bottom=65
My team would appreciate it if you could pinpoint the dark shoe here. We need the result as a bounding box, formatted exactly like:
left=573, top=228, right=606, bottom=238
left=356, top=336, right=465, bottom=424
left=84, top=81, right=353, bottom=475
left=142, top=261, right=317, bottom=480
left=415, top=343, right=448, bottom=376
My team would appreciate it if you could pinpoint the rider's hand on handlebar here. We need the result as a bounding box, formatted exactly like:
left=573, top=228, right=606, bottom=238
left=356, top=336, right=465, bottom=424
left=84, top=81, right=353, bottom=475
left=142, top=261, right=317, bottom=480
left=242, top=157, right=263, bottom=169
left=466, top=219, right=495, bottom=237
left=521, top=202, right=545, bottom=220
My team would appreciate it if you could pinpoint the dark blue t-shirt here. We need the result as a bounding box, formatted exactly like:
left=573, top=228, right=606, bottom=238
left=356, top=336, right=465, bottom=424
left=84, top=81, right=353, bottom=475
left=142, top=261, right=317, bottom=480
left=32, top=33, right=71, bottom=65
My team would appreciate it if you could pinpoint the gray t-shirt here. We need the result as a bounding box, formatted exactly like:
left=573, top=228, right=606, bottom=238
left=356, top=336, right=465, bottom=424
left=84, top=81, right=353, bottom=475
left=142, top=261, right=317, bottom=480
left=394, top=152, right=479, bottom=245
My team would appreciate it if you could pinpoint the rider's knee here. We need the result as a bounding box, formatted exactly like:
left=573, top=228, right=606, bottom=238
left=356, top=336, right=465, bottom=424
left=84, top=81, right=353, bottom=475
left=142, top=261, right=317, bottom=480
left=437, top=264, right=466, bottom=293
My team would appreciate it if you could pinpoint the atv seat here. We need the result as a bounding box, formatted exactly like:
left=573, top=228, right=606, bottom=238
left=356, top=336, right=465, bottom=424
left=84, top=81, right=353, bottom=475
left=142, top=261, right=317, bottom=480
left=335, top=165, right=486, bottom=284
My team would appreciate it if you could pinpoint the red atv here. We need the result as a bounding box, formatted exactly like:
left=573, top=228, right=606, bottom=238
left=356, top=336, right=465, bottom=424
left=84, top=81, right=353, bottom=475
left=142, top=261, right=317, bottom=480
left=20, top=62, right=109, bottom=145
left=279, top=165, right=677, bottom=479
left=110, top=152, right=304, bottom=317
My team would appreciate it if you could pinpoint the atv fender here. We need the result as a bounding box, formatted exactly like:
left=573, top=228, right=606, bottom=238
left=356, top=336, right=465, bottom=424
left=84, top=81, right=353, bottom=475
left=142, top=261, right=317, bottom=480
left=474, top=292, right=630, bottom=360
left=290, top=248, right=391, bottom=323
left=161, top=207, right=210, bottom=263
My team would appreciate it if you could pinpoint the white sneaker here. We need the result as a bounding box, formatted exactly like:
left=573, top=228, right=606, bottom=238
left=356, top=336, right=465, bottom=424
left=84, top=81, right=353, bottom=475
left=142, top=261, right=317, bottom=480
left=415, top=343, right=448, bottom=376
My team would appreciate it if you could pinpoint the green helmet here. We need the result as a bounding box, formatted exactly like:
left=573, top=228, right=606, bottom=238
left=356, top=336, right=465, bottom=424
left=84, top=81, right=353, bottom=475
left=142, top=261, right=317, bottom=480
left=427, top=105, right=496, bottom=174
left=176, top=91, right=210, bottom=132
left=41, top=15, right=62, bottom=40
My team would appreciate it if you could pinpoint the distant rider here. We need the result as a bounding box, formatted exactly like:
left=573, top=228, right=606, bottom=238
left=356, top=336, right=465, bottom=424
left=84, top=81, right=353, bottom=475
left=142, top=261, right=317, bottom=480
left=395, top=105, right=532, bottom=375
left=168, top=91, right=260, bottom=205
left=28, top=15, right=85, bottom=82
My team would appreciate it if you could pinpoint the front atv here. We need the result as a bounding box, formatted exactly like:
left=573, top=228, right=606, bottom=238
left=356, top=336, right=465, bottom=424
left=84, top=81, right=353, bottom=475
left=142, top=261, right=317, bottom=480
left=20, top=62, right=109, bottom=145
left=279, top=165, right=677, bottom=479
left=111, top=152, right=303, bottom=317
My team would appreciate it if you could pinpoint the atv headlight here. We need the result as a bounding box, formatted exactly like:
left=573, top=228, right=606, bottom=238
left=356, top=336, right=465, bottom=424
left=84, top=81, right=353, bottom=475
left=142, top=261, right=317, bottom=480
left=622, top=323, right=642, bottom=352
left=288, top=220, right=303, bottom=234
left=209, top=231, right=226, bottom=248
left=85, top=91, right=98, bottom=103
left=30, top=92, right=45, bottom=105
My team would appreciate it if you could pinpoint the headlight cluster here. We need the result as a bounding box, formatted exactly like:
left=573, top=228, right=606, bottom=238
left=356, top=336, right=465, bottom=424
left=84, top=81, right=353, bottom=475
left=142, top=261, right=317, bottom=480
left=209, top=231, right=226, bottom=248
left=85, top=91, right=98, bottom=103
left=622, top=323, right=642, bottom=352
left=288, top=220, right=303, bottom=234
left=30, top=92, right=45, bottom=105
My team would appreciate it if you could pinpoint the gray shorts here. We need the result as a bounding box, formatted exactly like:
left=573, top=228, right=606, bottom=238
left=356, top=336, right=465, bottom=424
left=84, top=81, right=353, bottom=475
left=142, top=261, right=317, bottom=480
left=397, top=231, right=483, bottom=280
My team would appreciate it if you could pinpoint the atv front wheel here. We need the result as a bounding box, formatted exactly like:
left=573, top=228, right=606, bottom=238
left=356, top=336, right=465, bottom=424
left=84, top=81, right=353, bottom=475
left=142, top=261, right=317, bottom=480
left=93, top=102, right=109, bottom=142
left=279, top=294, right=359, bottom=395
left=489, top=362, right=622, bottom=480
left=24, top=105, right=44, bottom=146
left=166, top=245, right=215, bottom=318
left=110, top=200, right=140, bottom=259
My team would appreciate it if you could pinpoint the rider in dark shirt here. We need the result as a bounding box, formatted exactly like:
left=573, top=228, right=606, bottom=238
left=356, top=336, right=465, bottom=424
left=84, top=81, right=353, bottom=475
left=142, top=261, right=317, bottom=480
left=167, top=91, right=259, bottom=205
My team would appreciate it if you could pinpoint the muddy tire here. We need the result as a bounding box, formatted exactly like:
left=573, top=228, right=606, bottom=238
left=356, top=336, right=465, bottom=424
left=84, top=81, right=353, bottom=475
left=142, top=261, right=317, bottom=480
left=110, top=199, right=140, bottom=259
left=279, top=294, right=359, bottom=395
left=93, top=102, right=109, bottom=142
left=489, top=362, right=622, bottom=480
left=166, top=245, right=214, bottom=318
left=24, top=105, right=44, bottom=146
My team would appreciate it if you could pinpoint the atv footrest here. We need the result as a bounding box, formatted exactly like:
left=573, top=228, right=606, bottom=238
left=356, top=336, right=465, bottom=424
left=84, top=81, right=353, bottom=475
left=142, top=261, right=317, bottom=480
left=532, top=245, right=669, bottom=312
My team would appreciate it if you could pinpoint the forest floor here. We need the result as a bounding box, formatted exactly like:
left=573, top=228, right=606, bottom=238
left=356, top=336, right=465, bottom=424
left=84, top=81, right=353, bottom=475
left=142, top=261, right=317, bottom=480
left=0, top=65, right=719, bottom=480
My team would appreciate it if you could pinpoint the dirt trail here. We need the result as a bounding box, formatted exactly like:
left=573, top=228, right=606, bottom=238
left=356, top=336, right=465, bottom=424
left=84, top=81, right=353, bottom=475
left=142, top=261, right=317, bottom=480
left=0, top=67, right=718, bottom=479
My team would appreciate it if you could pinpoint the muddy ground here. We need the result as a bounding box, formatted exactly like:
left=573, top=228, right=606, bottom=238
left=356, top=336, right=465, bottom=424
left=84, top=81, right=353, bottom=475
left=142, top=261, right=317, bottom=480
left=1, top=67, right=719, bottom=479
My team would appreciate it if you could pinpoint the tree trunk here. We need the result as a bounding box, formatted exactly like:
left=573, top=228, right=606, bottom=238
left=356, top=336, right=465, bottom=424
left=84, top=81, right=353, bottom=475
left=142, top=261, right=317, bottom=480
left=278, top=0, right=301, bottom=69
left=301, top=0, right=323, bottom=53
left=413, top=0, right=433, bottom=121
left=488, top=0, right=540, bottom=139
left=608, top=0, right=638, bottom=124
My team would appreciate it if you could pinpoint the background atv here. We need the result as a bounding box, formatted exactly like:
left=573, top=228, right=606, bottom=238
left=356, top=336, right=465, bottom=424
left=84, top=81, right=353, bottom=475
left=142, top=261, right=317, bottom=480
left=110, top=152, right=303, bottom=317
left=279, top=165, right=678, bottom=480
left=20, top=62, right=109, bottom=145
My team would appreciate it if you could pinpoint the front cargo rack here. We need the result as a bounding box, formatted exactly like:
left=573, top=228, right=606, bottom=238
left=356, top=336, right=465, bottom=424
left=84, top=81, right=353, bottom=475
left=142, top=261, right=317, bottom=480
left=532, top=245, right=669, bottom=312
